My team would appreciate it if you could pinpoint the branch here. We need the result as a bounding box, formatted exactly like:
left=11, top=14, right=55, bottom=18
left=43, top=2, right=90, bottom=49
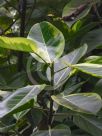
left=18, top=0, right=27, bottom=72
left=4, top=0, right=19, bottom=13
left=48, top=63, right=54, bottom=127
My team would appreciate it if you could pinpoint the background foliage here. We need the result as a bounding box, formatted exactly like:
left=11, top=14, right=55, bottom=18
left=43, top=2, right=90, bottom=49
left=0, top=0, right=102, bottom=136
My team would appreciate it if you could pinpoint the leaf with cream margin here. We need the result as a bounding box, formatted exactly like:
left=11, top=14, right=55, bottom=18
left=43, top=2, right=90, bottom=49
left=27, top=21, right=65, bottom=63
left=0, top=84, right=45, bottom=118
left=52, top=93, right=102, bottom=114
left=72, top=63, right=102, bottom=78
left=47, top=44, right=87, bottom=88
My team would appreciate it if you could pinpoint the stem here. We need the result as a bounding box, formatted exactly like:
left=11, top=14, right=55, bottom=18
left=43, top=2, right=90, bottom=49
left=18, top=0, right=27, bottom=72
left=3, top=18, right=18, bottom=34
left=48, top=62, right=54, bottom=126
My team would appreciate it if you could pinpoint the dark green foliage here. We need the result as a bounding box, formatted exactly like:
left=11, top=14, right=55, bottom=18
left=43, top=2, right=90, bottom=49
left=0, top=0, right=102, bottom=136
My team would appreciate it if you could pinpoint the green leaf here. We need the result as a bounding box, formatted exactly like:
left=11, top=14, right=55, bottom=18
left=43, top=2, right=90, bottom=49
left=81, top=28, right=102, bottom=52
left=64, top=81, right=85, bottom=95
left=62, top=0, right=91, bottom=27
left=73, top=115, right=102, bottom=136
left=0, top=16, right=13, bottom=30
left=30, top=108, right=43, bottom=127
left=72, top=128, right=91, bottom=136
left=52, top=19, right=70, bottom=43
left=14, top=109, right=30, bottom=120
left=0, top=74, right=7, bottom=87
left=85, top=56, right=102, bottom=64
left=0, top=121, right=15, bottom=133
left=69, top=22, right=98, bottom=50
left=54, top=124, right=71, bottom=131
left=0, top=47, right=8, bottom=58
left=73, top=63, right=102, bottom=78
left=0, top=0, right=5, bottom=6
left=0, top=116, right=15, bottom=133
left=47, top=44, right=87, bottom=88
left=0, top=36, right=37, bottom=52
left=31, top=129, right=71, bottom=136
left=0, top=85, right=45, bottom=118
left=7, top=72, right=27, bottom=89
left=94, top=79, right=102, bottom=96
left=52, top=93, right=102, bottom=114
left=0, top=71, right=27, bottom=90
left=27, top=21, right=65, bottom=63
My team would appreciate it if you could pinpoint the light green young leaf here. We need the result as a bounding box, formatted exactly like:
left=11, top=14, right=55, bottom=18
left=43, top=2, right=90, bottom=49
left=52, top=93, right=102, bottom=114
left=0, top=36, right=37, bottom=52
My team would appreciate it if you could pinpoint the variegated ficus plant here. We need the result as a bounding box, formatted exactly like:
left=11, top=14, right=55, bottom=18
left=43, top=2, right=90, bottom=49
left=0, top=0, right=102, bottom=136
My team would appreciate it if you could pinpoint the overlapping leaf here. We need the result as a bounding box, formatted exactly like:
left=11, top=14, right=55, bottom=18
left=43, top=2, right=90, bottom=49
left=0, top=121, right=15, bottom=133
left=85, top=56, right=102, bottom=64
left=27, top=21, right=65, bottom=63
left=52, top=93, right=102, bottom=114
left=94, top=79, right=102, bottom=96
left=72, top=63, right=102, bottom=78
left=47, top=44, right=87, bottom=88
left=31, top=129, right=71, bottom=136
left=73, top=115, right=102, bottom=136
left=0, top=36, right=37, bottom=52
left=0, top=85, right=45, bottom=118
left=81, top=28, right=102, bottom=52
left=62, top=0, right=92, bottom=27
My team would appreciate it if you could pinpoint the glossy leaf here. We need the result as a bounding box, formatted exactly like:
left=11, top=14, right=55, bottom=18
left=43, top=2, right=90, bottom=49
left=0, top=36, right=37, bottom=52
left=27, top=21, right=65, bottom=63
left=0, top=85, right=45, bottom=118
left=47, top=44, right=87, bottom=88
left=85, top=56, right=102, bottom=64
left=52, top=93, right=102, bottom=114
left=73, top=63, right=102, bottom=78
left=73, top=115, right=102, bottom=136
left=62, top=0, right=91, bottom=27
left=14, top=109, right=30, bottom=120
left=81, top=28, right=102, bottom=52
